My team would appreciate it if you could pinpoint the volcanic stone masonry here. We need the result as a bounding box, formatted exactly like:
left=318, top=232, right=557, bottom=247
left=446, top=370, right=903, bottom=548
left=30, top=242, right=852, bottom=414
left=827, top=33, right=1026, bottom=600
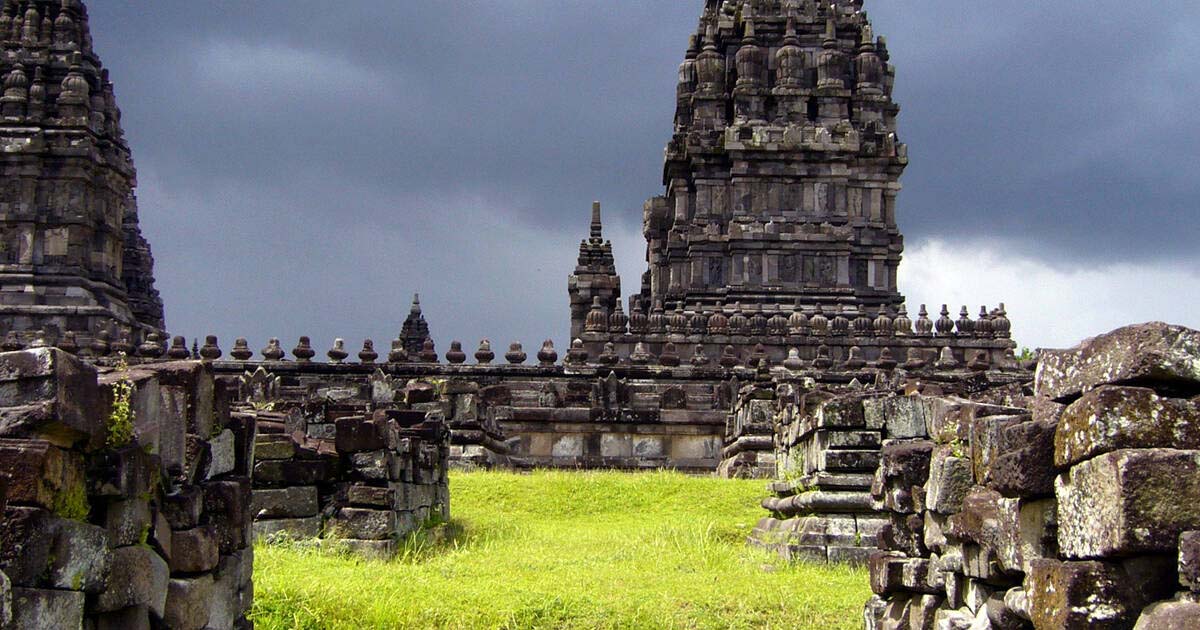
left=0, top=0, right=165, bottom=350
left=0, top=348, right=254, bottom=629
left=857, top=322, right=1200, bottom=630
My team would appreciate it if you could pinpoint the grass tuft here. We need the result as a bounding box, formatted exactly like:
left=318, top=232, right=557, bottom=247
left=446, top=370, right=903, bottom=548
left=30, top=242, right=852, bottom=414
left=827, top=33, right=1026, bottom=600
left=252, top=469, right=868, bottom=629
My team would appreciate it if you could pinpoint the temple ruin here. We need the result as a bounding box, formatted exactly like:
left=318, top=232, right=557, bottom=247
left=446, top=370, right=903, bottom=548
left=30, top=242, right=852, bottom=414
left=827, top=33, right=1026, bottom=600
left=0, top=0, right=1198, bottom=629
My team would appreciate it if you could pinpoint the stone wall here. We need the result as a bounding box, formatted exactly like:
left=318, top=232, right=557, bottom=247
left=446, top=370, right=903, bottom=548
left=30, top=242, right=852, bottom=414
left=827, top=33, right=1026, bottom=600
left=240, top=370, right=450, bottom=559
left=0, top=348, right=254, bottom=630
left=747, top=365, right=1028, bottom=565
left=864, top=323, right=1200, bottom=629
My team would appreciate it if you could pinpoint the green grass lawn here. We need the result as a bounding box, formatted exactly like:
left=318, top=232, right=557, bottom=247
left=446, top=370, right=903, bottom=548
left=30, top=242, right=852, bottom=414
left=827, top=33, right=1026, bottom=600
left=251, top=470, right=869, bottom=629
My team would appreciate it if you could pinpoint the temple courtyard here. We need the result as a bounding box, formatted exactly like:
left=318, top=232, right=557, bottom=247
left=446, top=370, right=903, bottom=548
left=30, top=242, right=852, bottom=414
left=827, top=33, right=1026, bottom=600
left=251, top=470, right=868, bottom=629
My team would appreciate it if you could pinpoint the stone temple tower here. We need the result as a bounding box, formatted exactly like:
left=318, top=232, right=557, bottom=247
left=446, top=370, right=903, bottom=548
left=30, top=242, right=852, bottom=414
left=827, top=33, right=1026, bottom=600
left=638, top=0, right=904, bottom=316
left=569, top=0, right=1013, bottom=367
left=0, top=0, right=164, bottom=348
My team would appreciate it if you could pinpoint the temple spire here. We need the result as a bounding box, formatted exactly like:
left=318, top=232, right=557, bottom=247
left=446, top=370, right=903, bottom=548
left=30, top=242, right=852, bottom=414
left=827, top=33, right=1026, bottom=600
left=590, top=201, right=603, bottom=241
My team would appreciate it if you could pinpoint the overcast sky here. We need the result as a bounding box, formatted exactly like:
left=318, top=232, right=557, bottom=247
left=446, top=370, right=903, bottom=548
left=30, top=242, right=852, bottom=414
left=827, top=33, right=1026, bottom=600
left=86, top=1, right=1200, bottom=355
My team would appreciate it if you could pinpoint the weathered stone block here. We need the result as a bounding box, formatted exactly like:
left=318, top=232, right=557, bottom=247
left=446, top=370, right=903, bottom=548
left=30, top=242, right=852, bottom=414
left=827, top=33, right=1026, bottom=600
left=105, top=496, right=152, bottom=547
left=1134, top=599, right=1200, bottom=630
left=985, top=592, right=1026, bottom=630
left=1056, top=386, right=1200, bottom=467
left=46, top=519, right=111, bottom=593
left=251, top=486, right=319, bottom=519
left=931, top=607, right=974, bottom=630
left=925, top=446, right=973, bottom=515
left=869, top=551, right=906, bottom=595
left=969, top=414, right=1024, bottom=486
left=0, top=348, right=102, bottom=448
left=350, top=450, right=398, bottom=481
left=253, top=516, right=322, bottom=540
left=336, top=416, right=392, bottom=453
left=1035, top=322, right=1200, bottom=401
left=0, top=438, right=85, bottom=512
left=989, top=418, right=1058, bottom=497
left=96, top=545, right=169, bottom=618
left=1181, top=530, right=1200, bottom=592
left=253, top=433, right=295, bottom=460
left=946, top=487, right=1020, bottom=575
left=1015, top=498, right=1058, bottom=576
left=164, top=575, right=213, bottom=630
left=332, top=507, right=396, bottom=540
left=0, top=507, right=52, bottom=586
left=162, top=487, right=204, bottom=530
left=863, top=396, right=931, bottom=439
left=94, top=605, right=151, bottom=630
left=150, top=361, right=216, bottom=438
left=881, top=512, right=927, bottom=557
left=170, top=526, right=219, bottom=574
left=88, top=445, right=157, bottom=498
left=1057, top=449, right=1200, bottom=558
left=907, top=593, right=942, bottom=629
left=1028, top=559, right=1171, bottom=630
left=204, top=479, right=251, bottom=554
left=207, top=429, right=236, bottom=479
left=252, top=459, right=334, bottom=486
left=816, top=398, right=867, bottom=430
left=9, top=587, right=84, bottom=630
left=871, top=441, right=933, bottom=514
left=0, top=569, right=8, bottom=628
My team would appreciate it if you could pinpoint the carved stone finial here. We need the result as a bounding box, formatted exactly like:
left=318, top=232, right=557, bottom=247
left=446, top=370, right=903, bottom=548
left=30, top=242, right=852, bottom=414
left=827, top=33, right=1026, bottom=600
left=992, top=304, right=1012, bottom=339
left=915, top=305, right=933, bottom=336
left=810, top=305, right=829, bottom=336
left=875, top=347, right=898, bottom=371
left=475, top=339, right=495, bottom=364
left=167, top=335, right=190, bottom=360
left=199, top=335, right=222, bottom=361
left=91, top=329, right=112, bottom=357
left=783, top=348, right=805, bottom=371
left=327, top=339, right=349, bottom=364
left=894, top=304, right=913, bottom=337
left=505, top=342, right=527, bottom=365
left=446, top=341, right=467, bottom=365
left=388, top=339, right=408, bottom=364
left=590, top=201, right=603, bottom=241
left=292, top=337, right=315, bottom=363
left=719, top=345, right=739, bottom=369
left=565, top=339, right=589, bottom=366
left=843, top=346, right=866, bottom=370
left=660, top=342, right=681, bottom=367
left=585, top=296, right=608, bottom=333
left=903, top=347, right=927, bottom=371
left=976, top=306, right=994, bottom=338
left=812, top=344, right=833, bottom=370
left=956, top=306, right=974, bottom=337
left=609, top=301, right=628, bottom=335
left=230, top=338, right=253, bottom=361
left=935, top=347, right=960, bottom=370
left=359, top=340, right=379, bottom=364
left=57, top=331, right=79, bottom=355
left=537, top=340, right=558, bottom=366
left=630, top=342, right=653, bottom=366
left=935, top=305, right=955, bottom=337
left=419, top=338, right=439, bottom=363
left=261, top=338, right=285, bottom=361
left=598, top=342, right=620, bottom=366
left=874, top=306, right=894, bottom=338
left=690, top=344, right=711, bottom=367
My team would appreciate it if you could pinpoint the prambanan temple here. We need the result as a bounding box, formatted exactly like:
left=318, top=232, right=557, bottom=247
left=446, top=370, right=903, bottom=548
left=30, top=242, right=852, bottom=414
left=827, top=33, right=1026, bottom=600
left=2, top=2, right=1199, bottom=629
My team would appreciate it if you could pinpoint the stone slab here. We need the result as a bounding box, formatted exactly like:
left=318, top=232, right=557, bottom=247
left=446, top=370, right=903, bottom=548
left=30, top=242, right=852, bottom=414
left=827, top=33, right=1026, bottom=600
left=9, top=587, right=84, bottom=630
left=1056, top=385, right=1200, bottom=467
left=1035, top=322, right=1200, bottom=401
left=251, top=486, right=319, bottom=519
left=96, top=545, right=169, bottom=618
left=1057, top=449, right=1200, bottom=558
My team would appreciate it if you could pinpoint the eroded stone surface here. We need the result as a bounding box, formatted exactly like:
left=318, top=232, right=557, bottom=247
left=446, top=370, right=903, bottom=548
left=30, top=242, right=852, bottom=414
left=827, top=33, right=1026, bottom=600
left=1036, top=322, right=1200, bottom=401
left=1057, top=449, right=1200, bottom=558
left=1056, top=385, right=1200, bottom=467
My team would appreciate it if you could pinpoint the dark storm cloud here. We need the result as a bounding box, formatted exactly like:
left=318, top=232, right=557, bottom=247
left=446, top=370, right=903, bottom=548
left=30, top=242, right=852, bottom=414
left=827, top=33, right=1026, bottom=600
left=80, top=1, right=1200, bottom=352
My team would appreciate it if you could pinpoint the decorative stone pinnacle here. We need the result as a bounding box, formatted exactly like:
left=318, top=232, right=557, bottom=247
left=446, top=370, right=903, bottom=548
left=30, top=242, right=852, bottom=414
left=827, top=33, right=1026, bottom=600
left=590, top=201, right=603, bottom=241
